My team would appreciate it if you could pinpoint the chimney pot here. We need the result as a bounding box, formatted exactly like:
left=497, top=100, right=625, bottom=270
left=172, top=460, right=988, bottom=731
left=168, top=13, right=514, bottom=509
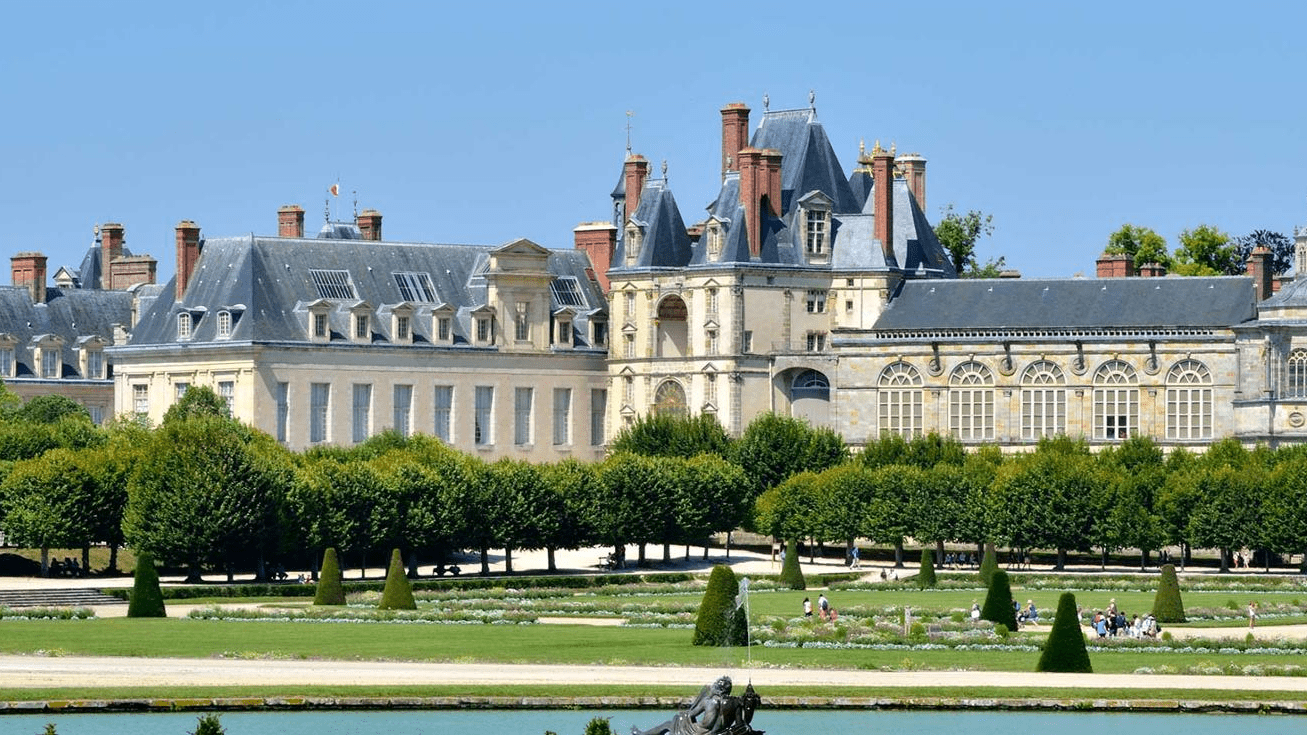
left=175, top=220, right=202, bottom=300
left=278, top=205, right=305, bottom=238
left=101, top=222, right=125, bottom=289
left=1248, top=245, right=1273, bottom=302
left=356, top=208, right=383, bottom=241
left=720, top=102, right=750, bottom=181
left=622, top=155, right=650, bottom=225
left=11, top=252, right=48, bottom=304
left=574, top=222, right=618, bottom=293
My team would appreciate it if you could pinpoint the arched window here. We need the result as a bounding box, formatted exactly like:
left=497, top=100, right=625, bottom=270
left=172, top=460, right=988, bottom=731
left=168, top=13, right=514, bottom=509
left=791, top=369, right=830, bottom=401
left=1093, top=360, right=1138, bottom=440
left=1166, top=359, right=1212, bottom=440
left=653, top=380, right=687, bottom=418
left=1020, top=361, right=1065, bottom=439
left=655, top=295, right=688, bottom=358
left=949, top=361, right=994, bottom=440
left=177, top=312, right=192, bottom=340
left=1287, top=349, right=1307, bottom=398
left=878, top=362, right=922, bottom=438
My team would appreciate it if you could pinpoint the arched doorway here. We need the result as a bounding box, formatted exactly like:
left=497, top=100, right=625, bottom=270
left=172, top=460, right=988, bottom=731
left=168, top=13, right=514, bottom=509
left=656, top=295, right=688, bottom=358
left=653, top=379, right=688, bottom=418
left=789, top=368, right=831, bottom=426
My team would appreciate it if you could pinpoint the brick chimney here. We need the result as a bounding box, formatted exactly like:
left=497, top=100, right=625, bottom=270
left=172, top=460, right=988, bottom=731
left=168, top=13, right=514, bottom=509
left=100, top=222, right=125, bottom=289
left=1096, top=253, right=1135, bottom=278
left=1138, top=262, right=1167, bottom=278
left=11, top=252, right=47, bottom=304
left=574, top=222, right=618, bottom=293
left=109, top=255, right=158, bottom=290
left=897, top=153, right=927, bottom=211
left=175, top=220, right=202, bottom=300
left=278, top=205, right=305, bottom=238
left=1248, top=245, right=1273, bottom=302
left=622, top=155, right=649, bottom=224
left=356, top=209, right=383, bottom=241
left=720, top=102, right=750, bottom=180
left=737, top=147, right=784, bottom=259
left=871, top=143, right=895, bottom=262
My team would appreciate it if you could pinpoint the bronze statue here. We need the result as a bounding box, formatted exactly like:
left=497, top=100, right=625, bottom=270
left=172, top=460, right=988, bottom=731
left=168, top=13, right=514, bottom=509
left=632, top=677, right=762, bottom=735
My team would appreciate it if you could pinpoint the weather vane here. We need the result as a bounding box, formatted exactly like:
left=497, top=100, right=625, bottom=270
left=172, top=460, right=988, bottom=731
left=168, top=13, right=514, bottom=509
left=625, top=110, right=634, bottom=154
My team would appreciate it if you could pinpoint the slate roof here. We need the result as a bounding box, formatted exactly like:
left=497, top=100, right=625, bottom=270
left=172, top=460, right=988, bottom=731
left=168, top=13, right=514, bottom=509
left=749, top=109, right=859, bottom=214
left=612, top=179, right=693, bottom=269
left=0, top=287, right=132, bottom=378
left=1256, top=275, right=1307, bottom=309
left=76, top=240, right=137, bottom=291
left=872, top=277, right=1257, bottom=332
left=128, top=233, right=607, bottom=348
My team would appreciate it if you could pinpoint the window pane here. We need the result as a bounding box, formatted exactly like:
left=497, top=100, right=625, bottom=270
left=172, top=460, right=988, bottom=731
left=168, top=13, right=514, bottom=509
left=433, top=386, right=453, bottom=443
left=514, top=387, right=533, bottom=445
left=311, top=383, right=331, bottom=443
left=474, top=386, right=493, bottom=445
left=352, top=384, right=371, bottom=443
left=590, top=389, right=606, bottom=446
left=553, top=388, right=571, bottom=446
left=393, top=385, right=413, bottom=437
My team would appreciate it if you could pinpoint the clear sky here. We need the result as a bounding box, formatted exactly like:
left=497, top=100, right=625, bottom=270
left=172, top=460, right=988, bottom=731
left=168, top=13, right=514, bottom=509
left=4, top=1, right=1306, bottom=284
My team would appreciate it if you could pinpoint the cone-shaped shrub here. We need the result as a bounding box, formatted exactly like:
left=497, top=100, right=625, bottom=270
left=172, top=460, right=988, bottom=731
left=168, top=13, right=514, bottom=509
left=693, top=564, right=747, bottom=646
left=979, top=542, right=998, bottom=586
left=981, top=569, right=1018, bottom=633
left=778, top=539, right=805, bottom=590
left=917, top=549, right=937, bottom=588
left=126, top=551, right=166, bottom=618
left=379, top=548, right=417, bottom=610
left=1152, top=563, right=1186, bottom=623
left=313, top=548, right=346, bottom=606
left=1036, top=592, right=1092, bottom=673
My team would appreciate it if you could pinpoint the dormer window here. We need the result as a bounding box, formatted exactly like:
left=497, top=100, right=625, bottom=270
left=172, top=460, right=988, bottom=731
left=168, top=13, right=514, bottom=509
left=313, top=313, right=328, bottom=338
left=557, top=318, right=572, bottom=345
left=177, top=312, right=193, bottom=340
left=355, top=314, right=369, bottom=339
left=706, top=223, right=723, bottom=260
left=396, top=315, right=410, bottom=341
left=591, top=319, right=608, bottom=347
left=433, top=305, right=455, bottom=345
left=77, top=338, right=107, bottom=380
left=806, top=210, right=828, bottom=255
left=799, top=193, right=833, bottom=263
left=477, top=318, right=491, bottom=343
left=33, top=335, right=66, bottom=381
left=0, top=336, right=16, bottom=379
left=41, top=348, right=59, bottom=378
left=348, top=302, right=374, bottom=344
left=305, top=300, right=332, bottom=343
left=514, top=302, right=530, bottom=342
left=625, top=225, right=642, bottom=265
left=217, top=310, right=232, bottom=339
left=470, top=306, right=496, bottom=346
left=389, top=304, right=415, bottom=345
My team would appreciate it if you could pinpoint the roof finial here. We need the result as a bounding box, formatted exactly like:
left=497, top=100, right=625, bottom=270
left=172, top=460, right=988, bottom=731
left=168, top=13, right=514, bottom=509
left=890, top=141, right=897, bottom=156
left=762, top=93, right=769, bottom=112
left=809, top=89, right=815, bottom=109
left=859, top=139, right=866, bottom=156
left=661, top=159, right=668, bottom=181
left=324, top=198, right=330, bottom=224
left=625, top=110, right=634, bottom=154
left=352, top=190, right=358, bottom=219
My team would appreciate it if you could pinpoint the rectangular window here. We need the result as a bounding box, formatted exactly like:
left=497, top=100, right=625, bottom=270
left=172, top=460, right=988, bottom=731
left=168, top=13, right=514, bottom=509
left=514, top=302, right=530, bottom=341
left=0, top=347, right=12, bottom=377
left=1167, top=387, right=1212, bottom=440
left=806, top=290, right=827, bottom=313
left=477, top=317, right=491, bottom=343
left=393, top=384, right=413, bottom=437
left=742, top=331, right=753, bottom=353
left=1021, top=388, right=1066, bottom=439
left=706, top=330, right=719, bottom=355
left=86, top=350, right=103, bottom=379
left=950, top=388, right=995, bottom=441
left=177, top=313, right=192, bottom=340
left=592, top=321, right=607, bottom=346
left=393, top=271, right=438, bottom=302
left=549, top=277, right=587, bottom=307
left=355, top=314, right=369, bottom=339
left=879, top=389, right=922, bottom=439
left=433, top=385, right=453, bottom=443
left=310, top=383, right=331, bottom=443
left=557, top=320, right=572, bottom=345
left=806, top=210, right=826, bottom=254
left=41, top=349, right=59, bottom=378
left=437, top=316, right=452, bottom=342
left=590, top=388, right=607, bottom=446
left=174, top=382, right=189, bottom=404
left=624, top=291, right=636, bottom=320
left=706, top=373, right=717, bottom=404
left=1094, top=388, right=1138, bottom=441
left=87, top=405, right=103, bottom=425
left=806, top=331, right=826, bottom=351
left=623, top=332, right=635, bottom=358
left=514, top=387, right=534, bottom=445
left=622, top=376, right=634, bottom=405
left=553, top=387, right=571, bottom=446
left=133, top=384, right=149, bottom=416
left=395, top=315, right=410, bottom=341
left=218, top=381, right=234, bottom=414
left=706, top=288, right=719, bottom=314
left=217, top=310, right=232, bottom=338
left=474, top=386, right=494, bottom=445
left=309, top=269, right=356, bottom=300
left=352, top=384, right=371, bottom=443
left=313, top=313, right=328, bottom=338
left=275, top=382, right=289, bottom=443
left=845, top=299, right=854, bottom=314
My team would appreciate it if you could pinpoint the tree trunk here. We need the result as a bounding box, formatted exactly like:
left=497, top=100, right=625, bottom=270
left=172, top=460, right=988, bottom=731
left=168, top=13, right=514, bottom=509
left=703, top=545, right=709, bottom=560
left=1182, top=542, right=1190, bottom=570
left=936, top=539, right=945, bottom=562
left=1056, top=547, right=1067, bottom=571
left=662, top=542, right=670, bottom=562
left=684, top=545, right=691, bottom=561
left=1300, top=550, right=1307, bottom=575
left=360, top=551, right=367, bottom=579
left=40, top=547, right=49, bottom=577
left=894, top=540, right=904, bottom=568
left=82, top=546, right=91, bottom=575
left=1264, top=548, right=1271, bottom=573
left=408, top=550, right=420, bottom=578
left=638, top=543, right=647, bottom=564
left=479, top=546, right=490, bottom=575
left=547, top=547, right=557, bottom=572
left=725, top=531, right=731, bottom=560
left=505, top=547, right=513, bottom=574
left=1219, top=547, right=1230, bottom=573
left=186, top=565, right=203, bottom=583
left=1100, top=548, right=1107, bottom=571
left=1140, top=548, right=1149, bottom=571
left=108, top=543, right=120, bottom=573
left=809, top=538, right=815, bottom=564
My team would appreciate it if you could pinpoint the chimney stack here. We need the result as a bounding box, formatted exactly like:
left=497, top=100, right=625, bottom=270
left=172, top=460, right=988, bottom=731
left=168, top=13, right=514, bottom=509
left=871, top=143, right=895, bottom=262
left=720, top=102, right=750, bottom=181
left=897, top=153, right=927, bottom=211
left=622, top=155, right=649, bottom=224
left=1138, top=262, right=1167, bottom=278
left=356, top=209, right=383, bottom=241
left=737, top=147, right=783, bottom=259
left=175, top=220, right=202, bottom=300
left=574, top=222, right=618, bottom=293
left=11, top=252, right=47, bottom=304
left=1248, top=245, right=1273, bottom=302
left=1096, top=253, right=1135, bottom=278
left=109, top=255, right=158, bottom=290
left=101, top=222, right=125, bottom=289
left=278, top=205, right=305, bottom=238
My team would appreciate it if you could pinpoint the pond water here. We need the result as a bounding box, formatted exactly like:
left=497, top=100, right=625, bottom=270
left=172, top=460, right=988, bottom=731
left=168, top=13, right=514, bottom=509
left=1, top=708, right=1303, bottom=735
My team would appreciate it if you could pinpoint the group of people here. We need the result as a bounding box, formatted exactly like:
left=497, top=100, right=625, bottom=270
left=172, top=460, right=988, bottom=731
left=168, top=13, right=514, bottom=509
left=1088, top=598, right=1160, bottom=638
left=943, top=552, right=979, bottom=570
left=802, top=594, right=836, bottom=621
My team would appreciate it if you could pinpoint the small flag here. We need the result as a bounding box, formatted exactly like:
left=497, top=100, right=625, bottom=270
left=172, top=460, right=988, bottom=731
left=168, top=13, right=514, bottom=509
left=329, top=183, right=340, bottom=197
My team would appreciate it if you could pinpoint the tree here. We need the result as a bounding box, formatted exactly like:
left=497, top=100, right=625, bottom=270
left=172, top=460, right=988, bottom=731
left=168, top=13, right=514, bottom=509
left=754, top=472, right=821, bottom=561
left=378, top=548, right=416, bottom=610
left=692, top=564, right=747, bottom=646
left=933, top=205, right=996, bottom=276
left=1172, top=224, right=1239, bottom=275
left=1234, top=230, right=1294, bottom=275
left=1152, top=563, right=1186, bottom=623
left=917, top=548, right=937, bottom=588
left=863, top=465, right=918, bottom=567
left=608, top=412, right=731, bottom=459
left=732, top=413, right=848, bottom=496
left=162, top=385, right=229, bottom=424
left=15, top=395, right=90, bottom=424
left=981, top=569, right=1018, bottom=633
left=126, top=551, right=166, bottom=618
left=0, top=448, right=104, bottom=575
left=1036, top=592, right=1092, bottom=673
left=1105, top=224, right=1170, bottom=270
left=189, top=713, right=225, bottom=735
left=778, top=539, right=805, bottom=590
left=313, top=548, right=346, bottom=605
left=979, top=542, right=998, bottom=586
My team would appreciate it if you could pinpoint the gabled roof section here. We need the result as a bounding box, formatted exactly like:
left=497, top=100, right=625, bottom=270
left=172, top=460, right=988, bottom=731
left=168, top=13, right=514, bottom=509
left=749, top=108, right=858, bottom=214
left=873, top=277, right=1256, bottom=332
left=839, top=179, right=955, bottom=277
left=611, top=179, right=693, bottom=269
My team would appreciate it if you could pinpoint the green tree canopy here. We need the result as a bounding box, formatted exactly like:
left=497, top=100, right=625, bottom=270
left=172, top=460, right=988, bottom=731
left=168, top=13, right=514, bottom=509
left=732, top=413, right=848, bottom=495
left=608, top=412, right=731, bottom=458
left=933, top=205, right=996, bottom=276
left=1172, top=224, right=1239, bottom=275
left=1105, top=224, right=1169, bottom=270
left=1234, top=230, right=1294, bottom=275
left=162, top=385, right=229, bottom=425
left=15, top=395, right=90, bottom=424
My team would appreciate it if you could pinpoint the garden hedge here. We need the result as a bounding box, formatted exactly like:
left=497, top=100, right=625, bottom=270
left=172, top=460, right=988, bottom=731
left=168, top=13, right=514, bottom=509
left=313, top=548, right=346, bottom=605
left=1036, top=591, right=1092, bottom=673
left=126, top=551, right=166, bottom=618
left=693, top=564, right=747, bottom=646
left=379, top=548, right=417, bottom=610
left=980, top=569, right=1018, bottom=633
left=1152, top=562, right=1186, bottom=623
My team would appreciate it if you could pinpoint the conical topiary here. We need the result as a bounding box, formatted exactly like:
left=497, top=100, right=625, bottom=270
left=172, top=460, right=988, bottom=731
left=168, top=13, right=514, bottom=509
left=981, top=569, right=1018, bottom=633
left=379, top=548, right=417, bottom=610
left=692, top=564, right=747, bottom=646
left=979, top=542, right=998, bottom=586
left=126, top=551, right=166, bottom=618
left=313, top=547, right=346, bottom=605
left=778, top=539, right=805, bottom=590
left=1152, top=562, right=1186, bottom=623
left=917, top=548, right=937, bottom=588
left=1036, top=592, right=1092, bottom=673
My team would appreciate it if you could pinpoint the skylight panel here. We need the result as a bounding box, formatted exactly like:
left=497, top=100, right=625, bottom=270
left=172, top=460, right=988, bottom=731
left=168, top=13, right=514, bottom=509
left=550, top=277, right=587, bottom=308
left=309, top=269, right=357, bottom=300
left=394, top=271, right=438, bottom=303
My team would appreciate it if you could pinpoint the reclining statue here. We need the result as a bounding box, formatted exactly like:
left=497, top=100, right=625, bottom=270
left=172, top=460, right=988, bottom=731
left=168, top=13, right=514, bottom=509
left=632, top=676, right=762, bottom=735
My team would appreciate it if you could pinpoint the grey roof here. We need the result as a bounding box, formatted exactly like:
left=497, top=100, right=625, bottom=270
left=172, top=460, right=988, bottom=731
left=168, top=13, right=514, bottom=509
left=848, top=168, right=873, bottom=210
left=749, top=109, right=858, bottom=213
left=0, top=287, right=131, bottom=378
left=611, top=179, right=693, bottom=269
left=129, top=235, right=607, bottom=348
left=832, top=179, right=955, bottom=276
left=1258, top=275, right=1307, bottom=308
left=76, top=239, right=136, bottom=291
left=873, top=277, right=1257, bottom=331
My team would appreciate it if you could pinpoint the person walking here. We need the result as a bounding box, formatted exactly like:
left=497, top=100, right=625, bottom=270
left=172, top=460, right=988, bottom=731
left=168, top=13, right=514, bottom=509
left=849, top=546, right=860, bottom=570
left=802, top=597, right=812, bottom=618
left=817, top=593, right=830, bottom=621
left=1249, top=601, right=1258, bottom=629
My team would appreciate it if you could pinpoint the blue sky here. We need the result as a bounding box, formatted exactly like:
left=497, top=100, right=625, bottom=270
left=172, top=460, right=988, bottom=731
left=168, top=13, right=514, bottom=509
left=4, top=1, right=1306, bottom=283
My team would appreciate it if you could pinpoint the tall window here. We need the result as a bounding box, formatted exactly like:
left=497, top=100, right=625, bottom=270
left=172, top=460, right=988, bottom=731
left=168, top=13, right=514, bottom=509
left=806, top=331, right=826, bottom=351
left=354, top=314, right=370, bottom=340
left=217, top=310, right=232, bottom=338
left=86, top=350, right=104, bottom=379
left=1167, top=359, right=1212, bottom=440
left=177, top=312, right=192, bottom=340
left=706, top=226, right=723, bottom=260
left=706, top=372, right=718, bottom=405
left=622, top=376, right=634, bottom=405
left=1287, top=349, right=1307, bottom=398
left=878, top=362, right=922, bottom=438
left=623, top=332, right=635, bottom=358
left=654, top=380, right=687, bottom=418
left=949, top=361, right=995, bottom=441
left=1021, top=361, right=1066, bottom=439
left=352, top=384, right=372, bottom=443
left=476, top=317, right=492, bottom=343
left=175, top=382, right=190, bottom=404
left=275, top=382, right=289, bottom=443
left=624, top=291, right=636, bottom=321
left=437, top=316, right=452, bottom=342
left=0, top=347, right=12, bottom=378
left=557, top=319, right=572, bottom=345
left=133, top=384, right=149, bottom=416
left=514, top=387, right=533, bottom=445
left=312, top=313, right=328, bottom=339
left=742, top=331, right=753, bottom=353
left=310, top=383, right=330, bottom=443
left=41, top=348, right=59, bottom=379
left=553, top=387, right=571, bottom=446
left=395, top=315, right=410, bottom=341
left=806, top=210, right=827, bottom=255
left=706, top=288, right=719, bottom=314
left=706, top=329, right=719, bottom=355
left=806, top=290, right=827, bottom=313
left=433, top=386, right=453, bottom=443
left=393, top=384, right=413, bottom=437
left=515, top=302, right=530, bottom=341
left=1094, top=360, right=1138, bottom=441
left=218, top=381, right=234, bottom=415
left=474, top=386, right=494, bottom=445
left=590, top=388, right=607, bottom=446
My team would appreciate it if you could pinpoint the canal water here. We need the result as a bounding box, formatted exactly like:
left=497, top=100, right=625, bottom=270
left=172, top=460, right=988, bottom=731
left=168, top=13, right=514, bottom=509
left=1, top=708, right=1303, bottom=735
